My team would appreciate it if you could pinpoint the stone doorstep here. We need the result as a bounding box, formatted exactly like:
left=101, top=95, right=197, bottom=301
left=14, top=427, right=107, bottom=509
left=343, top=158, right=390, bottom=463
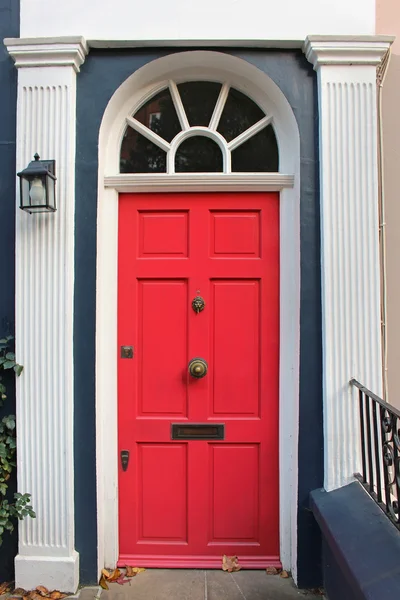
left=0, top=573, right=325, bottom=600
left=87, top=570, right=323, bottom=600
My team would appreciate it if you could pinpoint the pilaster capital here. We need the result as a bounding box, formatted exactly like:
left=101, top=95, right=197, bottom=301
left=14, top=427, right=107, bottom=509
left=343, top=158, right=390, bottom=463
left=3, top=36, right=88, bottom=72
left=303, top=35, right=394, bottom=70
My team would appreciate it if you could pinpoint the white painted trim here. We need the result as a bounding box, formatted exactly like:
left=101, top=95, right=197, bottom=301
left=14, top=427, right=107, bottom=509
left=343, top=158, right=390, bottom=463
left=169, top=80, right=190, bottom=131
left=96, top=50, right=300, bottom=582
left=5, top=35, right=394, bottom=55
left=126, top=115, right=171, bottom=151
left=88, top=39, right=305, bottom=49
left=303, top=37, right=393, bottom=492
left=304, top=35, right=395, bottom=67
left=15, top=553, right=79, bottom=593
left=4, top=37, right=304, bottom=50
left=5, top=39, right=86, bottom=589
left=4, top=36, right=88, bottom=72
left=209, top=83, right=230, bottom=130
left=104, top=173, right=294, bottom=192
left=168, top=127, right=230, bottom=173
left=228, top=115, right=273, bottom=151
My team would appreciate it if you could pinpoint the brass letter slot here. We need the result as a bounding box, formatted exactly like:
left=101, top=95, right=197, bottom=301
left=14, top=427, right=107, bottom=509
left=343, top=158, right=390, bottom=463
left=171, top=423, right=224, bottom=440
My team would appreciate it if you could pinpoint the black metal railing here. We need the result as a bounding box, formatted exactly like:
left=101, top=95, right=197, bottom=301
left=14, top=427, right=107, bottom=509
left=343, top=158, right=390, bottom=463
left=351, top=378, right=400, bottom=529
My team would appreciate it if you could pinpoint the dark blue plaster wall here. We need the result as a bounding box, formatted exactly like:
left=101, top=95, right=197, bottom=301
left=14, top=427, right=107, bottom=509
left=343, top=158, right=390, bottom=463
left=311, top=483, right=400, bottom=598
left=75, top=48, right=322, bottom=586
left=0, top=0, right=19, bottom=582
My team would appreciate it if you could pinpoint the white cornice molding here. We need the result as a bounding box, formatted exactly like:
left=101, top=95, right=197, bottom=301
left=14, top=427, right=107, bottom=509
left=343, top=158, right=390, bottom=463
left=104, top=173, right=295, bottom=192
left=3, top=36, right=88, bottom=72
left=303, top=35, right=394, bottom=69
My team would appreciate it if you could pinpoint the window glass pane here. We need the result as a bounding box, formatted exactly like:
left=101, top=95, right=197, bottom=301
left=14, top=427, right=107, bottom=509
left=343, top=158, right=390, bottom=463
left=177, top=81, right=222, bottom=127
left=218, top=88, right=265, bottom=142
left=134, top=88, right=181, bottom=142
left=231, top=125, right=279, bottom=172
left=175, top=136, right=223, bottom=173
left=120, top=128, right=166, bottom=173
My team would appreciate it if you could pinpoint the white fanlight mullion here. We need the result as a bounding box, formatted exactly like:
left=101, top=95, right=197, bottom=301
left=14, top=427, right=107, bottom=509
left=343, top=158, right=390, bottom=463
left=169, top=80, right=190, bottom=131
left=228, top=115, right=273, bottom=152
left=125, top=116, right=170, bottom=152
left=209, top=82, right=230, bottom=131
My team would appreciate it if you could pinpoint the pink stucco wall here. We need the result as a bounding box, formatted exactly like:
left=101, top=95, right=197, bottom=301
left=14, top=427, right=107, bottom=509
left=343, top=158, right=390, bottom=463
left=376, top=1, right=400, bottom=405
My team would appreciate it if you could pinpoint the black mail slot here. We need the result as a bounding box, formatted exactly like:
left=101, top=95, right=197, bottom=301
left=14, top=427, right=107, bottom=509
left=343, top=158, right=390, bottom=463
left=171, top=423, right=225, bottom=440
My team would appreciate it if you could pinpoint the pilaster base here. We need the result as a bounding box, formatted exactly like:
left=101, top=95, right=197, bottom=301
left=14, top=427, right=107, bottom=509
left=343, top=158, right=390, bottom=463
left=15, top=552, right=79, bottom=593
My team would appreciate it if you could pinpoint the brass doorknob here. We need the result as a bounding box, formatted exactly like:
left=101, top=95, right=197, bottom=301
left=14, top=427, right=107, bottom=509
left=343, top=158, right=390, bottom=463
left=188, top=357, right=208, bottom=379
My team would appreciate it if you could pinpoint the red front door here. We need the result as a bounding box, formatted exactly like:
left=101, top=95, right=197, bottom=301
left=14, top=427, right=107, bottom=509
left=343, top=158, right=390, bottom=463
left=118, top=192, right=279, bottom=568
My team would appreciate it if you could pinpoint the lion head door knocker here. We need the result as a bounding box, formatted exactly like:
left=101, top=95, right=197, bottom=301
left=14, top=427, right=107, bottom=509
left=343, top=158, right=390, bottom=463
left=192, top=295, right=205, bottom=314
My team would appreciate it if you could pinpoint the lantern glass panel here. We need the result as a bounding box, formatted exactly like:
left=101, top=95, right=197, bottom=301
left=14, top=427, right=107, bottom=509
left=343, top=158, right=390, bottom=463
left=46, top=176, right=56, bottom=211
left=25, top=176, right=47, bottom=213
left=20, top=178, right=30, bottom=210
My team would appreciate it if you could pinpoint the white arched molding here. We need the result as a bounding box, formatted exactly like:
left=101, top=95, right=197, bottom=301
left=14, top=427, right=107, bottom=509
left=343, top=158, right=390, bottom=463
left=169, top=127, right=230, bottom=173
left=4, top=36, right=88, bottom=592
left=97, top=51, right=300, bottom=580
left=303, top=36, right=394, bottom=492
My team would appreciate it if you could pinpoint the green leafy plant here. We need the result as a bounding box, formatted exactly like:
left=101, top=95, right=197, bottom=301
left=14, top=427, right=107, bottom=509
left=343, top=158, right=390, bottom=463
left=0, top=335, right=35, bottom=546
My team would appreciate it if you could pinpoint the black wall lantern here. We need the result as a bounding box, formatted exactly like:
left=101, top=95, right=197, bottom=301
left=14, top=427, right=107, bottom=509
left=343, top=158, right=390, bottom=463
left=17, top=153, right=56, bottom=214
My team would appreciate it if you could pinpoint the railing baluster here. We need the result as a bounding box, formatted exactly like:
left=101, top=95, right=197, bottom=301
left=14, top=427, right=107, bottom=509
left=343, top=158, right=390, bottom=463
left=381, top=405, right=392, bottom=514
left=365, top=393, right=374, bottom=494
left=351, top=378, right=400, bottom=531
left=392, top=415, right=400, bottom=524
left=372, top=400, right=382, bottom=503
left=359, top=389, right=367, bottom=483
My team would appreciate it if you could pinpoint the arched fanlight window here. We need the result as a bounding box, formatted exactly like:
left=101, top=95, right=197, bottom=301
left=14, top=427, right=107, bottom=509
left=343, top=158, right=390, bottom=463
left=120, top=81, right=279, bottom=174
left=175, top=136, right=223, bottom=173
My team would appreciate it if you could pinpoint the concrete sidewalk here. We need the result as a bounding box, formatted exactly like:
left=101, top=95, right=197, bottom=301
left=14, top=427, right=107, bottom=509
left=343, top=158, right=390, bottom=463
left=80, top=570, right=324, bottom=600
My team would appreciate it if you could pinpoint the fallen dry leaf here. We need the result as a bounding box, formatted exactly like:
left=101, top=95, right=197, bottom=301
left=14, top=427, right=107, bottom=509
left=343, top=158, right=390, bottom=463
left=222, top=555, right=242, bottom=573
left=107, top=569, right=121, bottom=582
left=99, top=575, right=109, bottom=590
left=36, top=587, right=49, bottom=597
left=266, top=566, right=281, bottom=575
left=28, top=592, right=42, bottom=600
left=0, top=582, right=13, bottom=595
left=0, top=583, right=13, bottom=596
left=12, top=589, right=27, bottom=597
left=125, top=566, right=136, bottom=578
left=131, top=568, right=145, bottom=574
left=280, top=570, right=289, bottom=579
left=115, top=574, right=130, bottom=586
left=101, top=569, right=110, bottom=579
left=49, top=592, right=65, bottom=600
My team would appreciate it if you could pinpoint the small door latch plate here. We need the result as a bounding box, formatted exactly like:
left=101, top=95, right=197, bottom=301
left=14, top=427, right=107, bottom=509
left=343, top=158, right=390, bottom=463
left=121, top=345, right=134, bottom=359
left=121, top=450, right=130, bottom=471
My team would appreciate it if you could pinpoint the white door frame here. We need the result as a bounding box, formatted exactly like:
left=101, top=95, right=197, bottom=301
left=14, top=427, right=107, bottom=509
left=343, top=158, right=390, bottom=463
left=95, top=50, right=301, bottom=580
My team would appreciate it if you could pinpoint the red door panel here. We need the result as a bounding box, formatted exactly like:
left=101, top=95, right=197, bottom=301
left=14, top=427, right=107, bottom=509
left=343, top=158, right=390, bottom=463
left=210, top=444, right=260, bottom=542
left=138, top=443, right=188, bottom=542
left=118, top=193, right=279, bottom=568
left=138, top=280, right=188, bottom=416
left=211, top=280, right=260, bottom=416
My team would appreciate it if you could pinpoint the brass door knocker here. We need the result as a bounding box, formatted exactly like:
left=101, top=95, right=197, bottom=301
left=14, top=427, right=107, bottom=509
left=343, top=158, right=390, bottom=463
left=192, top=296, right=205, bottom=314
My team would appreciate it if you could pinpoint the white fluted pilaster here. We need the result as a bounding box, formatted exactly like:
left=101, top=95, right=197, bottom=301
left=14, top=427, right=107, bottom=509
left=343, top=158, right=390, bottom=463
left=304, top=36, right=393, bottom=491
left=5, top=37, right=88, bottom=592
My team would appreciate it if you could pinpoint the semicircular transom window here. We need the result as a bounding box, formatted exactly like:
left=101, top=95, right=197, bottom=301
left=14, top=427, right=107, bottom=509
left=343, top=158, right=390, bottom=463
left=120, top=81, right=279, bottom=174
